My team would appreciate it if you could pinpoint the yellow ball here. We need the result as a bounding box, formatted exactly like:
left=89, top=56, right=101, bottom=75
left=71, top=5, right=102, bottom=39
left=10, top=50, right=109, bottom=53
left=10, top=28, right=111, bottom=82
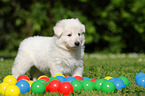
left=0, top=82, right=10, bottom=95
left=104, top=76, right=113, bottom=80
left=3, top=75, right=17, bottom=85
left=28, top=80, right=34, bottom=93
left=37, top=75, right=47, bottom=80
left=53, top=74, right=65, bottom=77
left=4, top=85, right=20, bottom=96
left=28, top=80, right=34, bottom=86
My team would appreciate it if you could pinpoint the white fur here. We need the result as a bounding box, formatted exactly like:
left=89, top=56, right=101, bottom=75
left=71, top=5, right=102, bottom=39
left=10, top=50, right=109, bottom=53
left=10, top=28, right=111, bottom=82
left=12, top=18, right=85, bottom=81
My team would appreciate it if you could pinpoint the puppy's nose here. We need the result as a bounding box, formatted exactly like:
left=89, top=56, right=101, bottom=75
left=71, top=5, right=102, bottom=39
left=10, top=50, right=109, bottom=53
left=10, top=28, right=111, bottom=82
left=75, top=42, right=80, bottom=46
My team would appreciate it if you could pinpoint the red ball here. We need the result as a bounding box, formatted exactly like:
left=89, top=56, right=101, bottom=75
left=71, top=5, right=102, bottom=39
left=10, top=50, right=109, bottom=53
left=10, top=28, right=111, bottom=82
left=91, top=78, right=98, bottom=83
left=59, top=82, right=73, bottom=95
left=48, top=80, right=61, bottom=92
left=74, top=76, right=83, bottom=80
left=42, top=82, right=48, bottom=93
left=17, top=75, right=30, bottom=81
left=39, top=77, right=50, bottom=83
left=65, top=76, right=69, bottom=79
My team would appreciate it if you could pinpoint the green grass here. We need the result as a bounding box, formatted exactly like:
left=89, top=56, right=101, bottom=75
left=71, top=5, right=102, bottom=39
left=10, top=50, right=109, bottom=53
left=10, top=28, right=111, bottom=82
left=1, top=53, right=145, bottom=96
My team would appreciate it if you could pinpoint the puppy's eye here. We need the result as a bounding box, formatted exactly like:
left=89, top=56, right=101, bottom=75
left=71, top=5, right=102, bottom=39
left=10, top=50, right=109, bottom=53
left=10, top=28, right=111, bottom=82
left=78, top=33, right=80, bottom=36
left=68, top=34, right=72, bottom=37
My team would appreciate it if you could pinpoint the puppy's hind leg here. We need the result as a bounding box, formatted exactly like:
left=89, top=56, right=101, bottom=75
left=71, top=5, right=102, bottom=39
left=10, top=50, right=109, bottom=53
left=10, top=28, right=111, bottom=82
left=12, top=54, right=33, bottom=78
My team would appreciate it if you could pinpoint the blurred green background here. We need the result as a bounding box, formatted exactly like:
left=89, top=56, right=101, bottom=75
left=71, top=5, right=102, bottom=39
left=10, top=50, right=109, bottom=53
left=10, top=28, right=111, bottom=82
left=0, top=0, right=145, bottom=54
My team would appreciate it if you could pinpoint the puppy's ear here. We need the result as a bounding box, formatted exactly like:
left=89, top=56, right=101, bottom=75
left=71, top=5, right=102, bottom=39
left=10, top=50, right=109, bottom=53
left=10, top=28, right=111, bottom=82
left=53, top=26, right=63, bottom=37
left=81, top=34, right=85, bottom=46
left=76, top=18, right=85, bottom=33
left=82, top=24, right=85, bottom=33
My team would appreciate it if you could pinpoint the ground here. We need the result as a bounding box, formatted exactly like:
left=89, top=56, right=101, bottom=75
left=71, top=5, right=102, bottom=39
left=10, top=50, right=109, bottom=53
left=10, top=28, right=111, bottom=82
left=0, top=53, right=145, bottom=96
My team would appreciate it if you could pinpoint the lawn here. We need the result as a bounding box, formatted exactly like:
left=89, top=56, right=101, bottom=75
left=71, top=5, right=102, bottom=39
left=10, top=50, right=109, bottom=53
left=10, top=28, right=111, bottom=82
left=0, top=53, right=145, bottom=96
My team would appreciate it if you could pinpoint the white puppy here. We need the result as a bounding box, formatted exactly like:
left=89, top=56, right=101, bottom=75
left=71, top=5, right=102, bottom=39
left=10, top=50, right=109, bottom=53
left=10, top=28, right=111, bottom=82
left=12, top=18, right=85, bottom=81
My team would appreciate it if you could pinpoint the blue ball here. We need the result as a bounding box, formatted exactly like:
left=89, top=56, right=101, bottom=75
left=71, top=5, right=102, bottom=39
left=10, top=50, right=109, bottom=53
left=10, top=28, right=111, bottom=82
left=82, top=77, right=90, bottom=80
left=108, top=78, right=117, bottom=82
left=135, top=72, right=145, bottom=82
left=136, top=76, right=145, bottom=87
left=65, top=77, right=77, bottom=83
left=111, top=78, right=125, bottom=90
left=16, top=80, right=30, bottom=93
left=55, top=76, right=66, bottom=82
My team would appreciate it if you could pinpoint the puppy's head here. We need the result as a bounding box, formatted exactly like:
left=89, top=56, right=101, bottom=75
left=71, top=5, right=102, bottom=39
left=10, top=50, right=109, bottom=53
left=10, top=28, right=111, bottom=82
left=54, top=18, right=85, bottom=50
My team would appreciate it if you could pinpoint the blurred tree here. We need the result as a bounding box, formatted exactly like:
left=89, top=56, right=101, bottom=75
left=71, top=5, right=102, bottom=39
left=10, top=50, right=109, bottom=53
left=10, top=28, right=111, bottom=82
left=0, top=0, right=145, bottom=53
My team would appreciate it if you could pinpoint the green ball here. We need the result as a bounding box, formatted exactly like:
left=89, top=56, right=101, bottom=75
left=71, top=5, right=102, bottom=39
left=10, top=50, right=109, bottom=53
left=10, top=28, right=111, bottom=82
left=119, top=76, right=129, bottom=86
left=31, top=81, right=46, bottom=94
left=82, top=80, right=94, bottom=91
left=48, top=77, right=60, bottom=84
left=71, top=80, right=82, bottom=92
left=94, top=79, right=107, bottom=91
left=37, top=79, right=48, bottom=86
left=101, top=81, right=115, bottom=93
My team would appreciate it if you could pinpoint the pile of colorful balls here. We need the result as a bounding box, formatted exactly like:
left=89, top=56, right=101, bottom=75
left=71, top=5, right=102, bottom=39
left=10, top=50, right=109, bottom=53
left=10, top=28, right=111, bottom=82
left=0, top=74, right=129, bottom=96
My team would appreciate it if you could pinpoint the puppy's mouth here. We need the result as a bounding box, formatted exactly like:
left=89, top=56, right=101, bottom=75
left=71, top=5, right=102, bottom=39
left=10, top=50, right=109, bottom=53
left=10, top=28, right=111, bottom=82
left=66, top=42, right=80, bottom=49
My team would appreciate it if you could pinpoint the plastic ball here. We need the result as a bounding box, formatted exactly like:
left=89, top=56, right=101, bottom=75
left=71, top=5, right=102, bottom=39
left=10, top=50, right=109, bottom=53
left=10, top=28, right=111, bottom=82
left=37, top=79, right=48, bottom=86
left=65, top=77, right=77, bottom=83
left=108, top=78, right=117, bottom=82
left=42, top=82, right=48, bottom=93
left=27, top=80, right=34, bottom=93
left=55, top=76, right=66, bottom=82
left=65, top=76, right=69, bottom=79
left=111, top=78, right=125, bottom=90
left=82, top=80, right=94, bottom=91
left=48, top=80, right=61, bottom=92
left=101, top=81, right=115, bottom=93
left=0, top=82, right=10, bottom=95
left=136, top=76, right=145, bottom=87
left=35, top=80, right=48, bottom=93
left=74, top=76, right=83, bottom=80
left=28, top=80, right=34, bottom=87
left=91, top=78, right=98, bottom=83
left=104, top=76, right=113, bottom=80
left=53, top=74, right=65, bottom=77
left=37, top=75, right=47, bottom=80
left=4, top=85, right=20, bottom=96
left=82, top=77, right=90, bottom=80
left=58, top=82, right=73, bottom=95
left=119, top=76, right=129, bottom=86
left=16, top=80, right=30, bottom=93
left=3, top=75, right=17, bottom=85
left=94, top=79, right=107, bottom=91
left=135, top=72, right=145, bottom=82
left=39, top=76, right=50, bottom=83
left=48, top=77, right=60, bottom=84
left=31, top=81, right=46, bottom=94
left=17, top=75, right=30, bottom=81
left=71, top=80, right=82, bottom=92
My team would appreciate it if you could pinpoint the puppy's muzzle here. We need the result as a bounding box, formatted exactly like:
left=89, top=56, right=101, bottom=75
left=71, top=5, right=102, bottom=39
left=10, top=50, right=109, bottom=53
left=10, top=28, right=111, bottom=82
left=75, top=42, right=80, bottom=46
